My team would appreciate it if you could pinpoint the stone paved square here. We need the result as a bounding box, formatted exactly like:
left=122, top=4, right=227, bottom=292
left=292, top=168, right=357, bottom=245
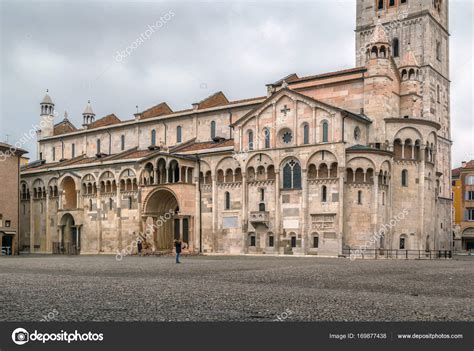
left=0, top=255, right=472, bottom=322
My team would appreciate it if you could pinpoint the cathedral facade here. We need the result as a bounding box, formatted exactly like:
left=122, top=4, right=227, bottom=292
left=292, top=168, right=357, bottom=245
left=19, top=0, right=453, bottom=257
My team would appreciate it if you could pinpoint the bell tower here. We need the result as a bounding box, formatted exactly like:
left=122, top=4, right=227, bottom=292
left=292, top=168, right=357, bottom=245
left=356, top=0, right=451, bottom=200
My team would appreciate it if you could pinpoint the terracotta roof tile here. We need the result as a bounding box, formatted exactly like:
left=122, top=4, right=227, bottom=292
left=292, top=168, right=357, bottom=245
left=136, top=102, right=173, bottom=120
left=194, top=91, right=229, bottom=110
left=88, top=114, right=121, bottom=129
left=176, top=139, right=234, bottom=153
left=54, top=119, right=77, bottom=136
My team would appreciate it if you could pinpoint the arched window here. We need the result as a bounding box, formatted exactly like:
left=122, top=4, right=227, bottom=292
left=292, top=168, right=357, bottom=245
left=109, top=198, right=113, bottom=210
left=260, top=188, right=265, bottom=201
left=322, top=121, right=329, bottom=142
left=210, top=121, right=216, bottom=139
left=399, top=235, right=407, bottom=249
left=177, top=125, right=182, bottom=143
left=392, top=38, right=399, bottom=57
left=357, top=190, right=362, bottom=204
left=89, top=199, right=93, bottom=211
left=151, top=130, right=156, bottom=146
left=283, top=160, right=302, bottom=189
left=303, top=124, right=309, bottom=145
left=401, top=170, right=408, bottom=187
left=128, top=197, right=132, bottom=210
left=378, top=0, right=384, bottom=10
left=313, top=235, right=319, bottom=248
left=96, top=139, right=101, bottom=154
left=259, top=203, right=266, bottom=212
left=263, top=128, right=270, bottom=148
left=248, top=130, right=254, bottom=151
left=224, top=191, right=230, bottom=210
left=321, top=185, right=327, bottom=202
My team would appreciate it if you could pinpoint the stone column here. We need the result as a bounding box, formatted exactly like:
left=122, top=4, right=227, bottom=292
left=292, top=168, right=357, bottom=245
left=76, top=190, right=81, bottom=209
left=274, top=170, right=281, bottom=254
left=301, top=169, right=308, bottom=254
left=194, top=170, right=201, bottom=252
left=29, top=196, right=35, bottom=253
left=116, top=186, right=122, bottom=251
left=418, top=145, right=426, bottom=250
left=401, top=141, right=405, bottom=159
left=166, top=167, right=170, bottom=184
left=211, top=174, right=218, bottom=251
left=96, top=189, right=102, bottom=253
left=338, top=167, right=345, bottom=255
left=372, top=171, right=379, bottom=250
left=154, top=169, right=159, bottom=185
left=45, top=191, right=51, bottom=253
left=242, top=173, right=248, bottom=253
left=312, top=107, right=317, bottom=144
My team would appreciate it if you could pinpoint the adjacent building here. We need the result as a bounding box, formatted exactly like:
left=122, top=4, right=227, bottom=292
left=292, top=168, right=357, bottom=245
left=452, top=160, right=474, bottom=251
left=0, top=142, right=28, bottom=255
left=19, top=0, right=453, bottom=256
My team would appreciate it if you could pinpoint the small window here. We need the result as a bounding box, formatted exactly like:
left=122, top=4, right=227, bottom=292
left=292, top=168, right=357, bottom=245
left=248, top=131, right=254, bottom=151
left=436, top=41, right=441, bottom=61
left=260, top=188, right=265, bottom=201
left=97, top=139, right=101, bottom=153
left=177, top=126, right=182, bottom=143
left=39, top=152, right=43, bottom=160
left=210, top=121, right=216, bottom=139
left=382, top=192, right=385, bottom=206
left=313, top=236, right=319, bottom=248
left=389, top=0, right=395, bottom=6
left=109, top=198, right=113, bottom=210
left=402, top=170, right=408, bottom=186
left=269, top=235, right=274, bottom=247
left=128, top=197, right=132, bottom=210
left=401, top=0, right=407, bottom=3
left=250, top=235, right=256, bottom=247
left=52, top=147, right=55, bottom=161
left=392, top=38, right=399, bottom=57
left=224, top=192, right=231, bottom=210
left=151, top=130, right=156, bottom=146
left=354, top=127, right=361, bottom=141
left=303, top=124, right=309, bottom=145
left=322, top=121, right=329, bottom=142
left=291, top=236, right=297, bottom=248
left=467, top=209, right=474, bottom=221
left=263, top=128, right=270, bottom=148
left=121, top=135, right=125, bottom=151
left=357, top=190, right=363, bottom=205
left=71, top=143, right=75, bottom=158
left=322, top=185, right=328, bottom=202
left=259, top=203, right=266, bottom=212
left=378, top=0, right=384, bottom=10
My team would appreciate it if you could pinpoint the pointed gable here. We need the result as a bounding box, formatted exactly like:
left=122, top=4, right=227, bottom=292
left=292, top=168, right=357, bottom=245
left=136, top=102, right=173, bottom=120
left=54, top=119, right=77, bottom=136
left=193, top=91, right=229, bottom=110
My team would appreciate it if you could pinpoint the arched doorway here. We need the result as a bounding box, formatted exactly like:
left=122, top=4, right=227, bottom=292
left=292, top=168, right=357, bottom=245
left=143, top=189, right=181, bottom=250
left=58, top=213, right=80, bottom=254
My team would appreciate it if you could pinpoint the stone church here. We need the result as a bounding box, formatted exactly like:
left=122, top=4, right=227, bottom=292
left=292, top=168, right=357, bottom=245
left=20, top=0, right=453, bottom=256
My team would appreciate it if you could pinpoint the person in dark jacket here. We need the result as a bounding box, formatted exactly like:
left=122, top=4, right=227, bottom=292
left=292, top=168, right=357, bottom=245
left=137, top=239, right=142, bottom=256
left=174, top=239, right=182, bottom=263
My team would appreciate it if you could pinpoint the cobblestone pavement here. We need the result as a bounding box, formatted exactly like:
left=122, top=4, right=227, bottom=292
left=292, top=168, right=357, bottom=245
left=0, top=255, right=472, bottom=321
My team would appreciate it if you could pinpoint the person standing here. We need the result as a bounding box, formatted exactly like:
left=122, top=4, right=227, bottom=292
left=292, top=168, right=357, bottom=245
left=137, top=239, right=142, bottom=256
left=174, top=239, right=182, bottom=264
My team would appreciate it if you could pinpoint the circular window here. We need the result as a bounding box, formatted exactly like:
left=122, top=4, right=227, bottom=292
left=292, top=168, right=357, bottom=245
left=282, top=131, right=293, bottom=144
left=354, top=127, right=361, bottom=141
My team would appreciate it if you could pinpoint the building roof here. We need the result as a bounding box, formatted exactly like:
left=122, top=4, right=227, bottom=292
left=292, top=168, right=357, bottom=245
left=83, top=101, right=94, bottom=115
left=87, top=114, right=121, bottom=129
left=399, top=46, right=419, bottom=68
left=54, top=118, right=77, bottom=136
left=270, top=67, right=367, bottom=87
left=41, top=91, right=54, bottom=105
left=193, top=91, right=229, bottom=110
left=452, top=160, right=474, bottom=177
left=136, top=102, right=173, bottom=120
left=370, top=20, right=389, bottom=44
left=170, top=139, right=234, bottom=153
left=0, top=141, right=28, bottom=156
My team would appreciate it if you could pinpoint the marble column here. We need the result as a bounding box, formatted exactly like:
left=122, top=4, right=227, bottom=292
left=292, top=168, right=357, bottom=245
left=301, top=169, right=308, bottom=254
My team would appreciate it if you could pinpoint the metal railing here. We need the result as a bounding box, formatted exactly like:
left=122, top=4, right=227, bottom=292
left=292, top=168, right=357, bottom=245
left=52, top=242, right=80, bottom=255
left=343, top=248, right=452, bottom=260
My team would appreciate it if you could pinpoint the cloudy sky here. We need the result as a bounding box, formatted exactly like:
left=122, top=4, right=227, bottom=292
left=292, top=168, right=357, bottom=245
left=0, top=0, right=472, bottom=166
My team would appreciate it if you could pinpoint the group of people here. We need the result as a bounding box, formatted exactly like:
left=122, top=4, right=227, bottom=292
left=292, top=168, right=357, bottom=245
left=136, top=238, right=185, bottom=264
